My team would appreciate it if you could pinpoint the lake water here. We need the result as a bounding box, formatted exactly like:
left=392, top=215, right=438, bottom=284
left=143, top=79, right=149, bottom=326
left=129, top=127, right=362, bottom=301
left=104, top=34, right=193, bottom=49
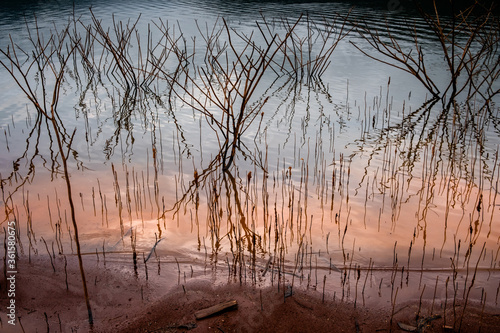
left=1, top=0, right=499, bottom=319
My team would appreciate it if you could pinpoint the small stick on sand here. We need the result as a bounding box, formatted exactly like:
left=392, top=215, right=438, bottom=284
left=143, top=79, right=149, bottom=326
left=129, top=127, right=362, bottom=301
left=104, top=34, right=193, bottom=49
left=194, top=300, right=238, bottom=320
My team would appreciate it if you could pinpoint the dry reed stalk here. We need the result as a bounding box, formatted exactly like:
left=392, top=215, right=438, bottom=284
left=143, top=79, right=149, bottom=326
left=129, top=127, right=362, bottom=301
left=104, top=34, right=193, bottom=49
left=41, top=237, right=55, bottom=273
left=143, top=252, right=148, bottom=281
left=0, top=18, right=94, bottom=325
left=431, top=275, right=439, bottom=315
left=102, top=240, right=106, bottom=266
left=460, top=242, right=486, bottom=331
left=390, top=287, right=399, bottom=333
left=362, top=259, right=373, bottom=306
left=416, top=284, right=426, bottom=322
left=354, top=265, right=361, bottom=308
left=131, top=227, right=138, bottom=275
left=353, top=0, right=500, bottom=109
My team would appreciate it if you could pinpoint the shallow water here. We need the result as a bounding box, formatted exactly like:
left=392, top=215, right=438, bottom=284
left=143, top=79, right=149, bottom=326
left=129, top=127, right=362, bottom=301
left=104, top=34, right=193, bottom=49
left=1, top=0, right=499, bottom=317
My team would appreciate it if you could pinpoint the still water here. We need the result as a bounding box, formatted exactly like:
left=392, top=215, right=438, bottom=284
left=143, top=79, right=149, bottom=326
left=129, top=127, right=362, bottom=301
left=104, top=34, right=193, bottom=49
left=1, top=0, right=499, bottom=317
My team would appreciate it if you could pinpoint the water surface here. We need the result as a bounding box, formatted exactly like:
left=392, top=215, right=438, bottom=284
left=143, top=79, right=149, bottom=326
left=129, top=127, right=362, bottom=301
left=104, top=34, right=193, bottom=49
left=1, top=0, right=499, bottom=316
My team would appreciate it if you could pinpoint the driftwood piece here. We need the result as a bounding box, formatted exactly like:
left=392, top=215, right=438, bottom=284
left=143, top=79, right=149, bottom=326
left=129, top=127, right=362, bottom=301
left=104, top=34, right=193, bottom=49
left=194, top=300, right=238, bottom=320
left=398, top=322, right=417, bottom=332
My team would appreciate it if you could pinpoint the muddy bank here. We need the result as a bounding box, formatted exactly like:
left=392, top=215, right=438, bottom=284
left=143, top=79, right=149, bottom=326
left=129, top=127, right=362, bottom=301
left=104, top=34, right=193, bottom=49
left=1, top=255, right=499, bottom=332
left=114, top=282, right=500, bottom=333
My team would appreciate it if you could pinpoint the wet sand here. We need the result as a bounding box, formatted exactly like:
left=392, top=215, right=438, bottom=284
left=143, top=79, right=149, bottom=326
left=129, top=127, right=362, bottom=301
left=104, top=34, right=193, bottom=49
left=1, top=254, right=499, bottom=332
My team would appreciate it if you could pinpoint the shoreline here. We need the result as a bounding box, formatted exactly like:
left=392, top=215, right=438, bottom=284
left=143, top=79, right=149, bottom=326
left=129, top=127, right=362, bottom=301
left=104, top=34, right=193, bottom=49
left=1, top=254, right=499, bottom=332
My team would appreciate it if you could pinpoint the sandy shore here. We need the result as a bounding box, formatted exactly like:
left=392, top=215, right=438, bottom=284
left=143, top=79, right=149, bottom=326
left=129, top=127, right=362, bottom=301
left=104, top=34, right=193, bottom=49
left=1, top=254, right=499, bottom=332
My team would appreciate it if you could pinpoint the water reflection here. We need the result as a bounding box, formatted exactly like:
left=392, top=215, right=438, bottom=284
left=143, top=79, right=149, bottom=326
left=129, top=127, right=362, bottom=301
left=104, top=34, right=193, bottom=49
left=0, top=1, right=499, bottom=329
